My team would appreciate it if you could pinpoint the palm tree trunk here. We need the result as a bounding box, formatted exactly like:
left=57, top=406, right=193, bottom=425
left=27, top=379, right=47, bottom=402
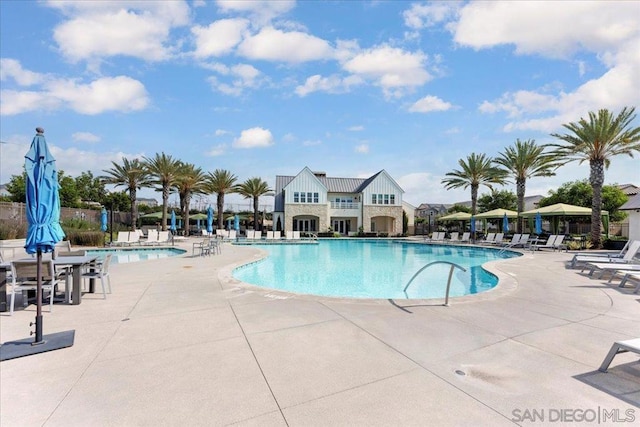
left=162, top=185, right=169, bottom=231
left=516, top=177, right=526, bottom=233
left=182, top=192, right=191, bottom=236
left=130, top=187, right=138, bottom=231
left=217, top=193, right=225, bottom=229
left=590, top=159, right=604, bottom=248
left=253, top=196, right=259, bottom=230
left=470, top=184, right=478, bottom=215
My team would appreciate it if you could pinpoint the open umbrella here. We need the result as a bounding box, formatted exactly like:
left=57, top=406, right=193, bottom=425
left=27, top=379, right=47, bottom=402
left=502, top=213, right=509, bottom=233
left=535, top=212, right=542, bottom=235
left=170, top=210, right=177, bottom=232
left=0, top=128, right=74, bottom=360
left=206, top=206, right=213, bottom=234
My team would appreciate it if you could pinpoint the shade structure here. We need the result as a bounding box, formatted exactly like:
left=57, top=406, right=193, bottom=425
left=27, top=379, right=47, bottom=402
left=502, top=213, right=509, bottom=233
left=474, top=208, right=519, bottom=219
left=535, top=212, right=542, bottom=235
left=24, top=130, right=65, bottom=255
left=519, top=203, right=608, bottom=217
left=206, top=206, right=214, bottom=233
left=190, top=213, right=208, bottom=221
left=141, top=211, right=181, bottom=220
left=170, top=210, right=177, bottom=232
left=100, top=208, right=108, bottom=232
left=438, top=212, right=472, bottom=221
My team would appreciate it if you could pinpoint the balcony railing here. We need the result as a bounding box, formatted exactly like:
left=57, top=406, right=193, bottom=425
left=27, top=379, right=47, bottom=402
left=330, top=202, right=359, bottom=210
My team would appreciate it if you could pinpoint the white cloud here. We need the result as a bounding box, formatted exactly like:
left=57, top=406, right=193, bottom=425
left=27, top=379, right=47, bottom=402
left=0, top=59, right=46, bottom=86
left=72, top=132, right=101, bottom=143
left=238, top=26, right=334, bottom=63
left=192, top=18, right=249, bottom=58
left=341, top=45, right=431, bottom=98
left=233, top=127, right=274, bottom=148
left=216, top=0, right=295, bottom=24
left=47, top=1, right=190, bottom=63
left=348, top=125, right=364, bottom=131
left=215, top=129, right=231, bottom=136
left=207, top=63, right=263, bottom=95
left=302, top=140, right=321, bottom=146
left=207, top=144, right=227, bottom=156
left=397, top=172, right=468, bottom=205
left=452, top=2, right=640, bottom=133
left=295, top=74, right=363, bottom=97
left=408, top=95, right=453, bottom=113
left=354, top=144, right=369, bottom=154
left=403, top=2, right=460, bottom=30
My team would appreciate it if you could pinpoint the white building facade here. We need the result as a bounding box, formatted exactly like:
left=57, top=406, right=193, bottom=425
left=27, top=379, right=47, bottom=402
left=273, top=167, right=405, bottom=236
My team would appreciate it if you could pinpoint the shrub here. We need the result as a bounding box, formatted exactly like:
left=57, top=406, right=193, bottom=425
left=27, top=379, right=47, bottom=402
left=0, top=220, right=27, bottom=240
left=64, top=231, right=104, bottom=247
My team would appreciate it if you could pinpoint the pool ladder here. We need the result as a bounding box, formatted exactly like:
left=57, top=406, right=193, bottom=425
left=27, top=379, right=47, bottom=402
left=403, top=261, right=466, bottom=305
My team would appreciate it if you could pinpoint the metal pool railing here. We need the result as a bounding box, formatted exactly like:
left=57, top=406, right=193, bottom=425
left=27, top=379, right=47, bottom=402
left=403, top=261, right=467, bottom=305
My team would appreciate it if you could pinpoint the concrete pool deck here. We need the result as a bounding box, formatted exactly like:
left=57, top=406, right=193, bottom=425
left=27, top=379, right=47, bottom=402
left=1, top=239, right=638, bottom=426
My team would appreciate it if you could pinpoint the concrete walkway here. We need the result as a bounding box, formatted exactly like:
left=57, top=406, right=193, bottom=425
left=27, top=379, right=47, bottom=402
left=1, top=240, right=638, bottom=426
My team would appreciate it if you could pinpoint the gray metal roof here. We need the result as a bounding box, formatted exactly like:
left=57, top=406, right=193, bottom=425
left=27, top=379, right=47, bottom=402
left=620, top=193, right=640, bottom=210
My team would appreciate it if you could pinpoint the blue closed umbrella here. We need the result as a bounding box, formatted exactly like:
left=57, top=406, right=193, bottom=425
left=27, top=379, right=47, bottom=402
left=206, top=206, right=213, bottom=234
left=470, top=216, right=476, bottom=233
left=535, top=212, right=542, bottom=235
left=100, top=208, right=108, bottom=232
left=170, top=210, right=177, bottom=232
left=502, top=213, right=509, bottom=233
left=234, top=214, right=240, bottom=231
left=196, top=218, right=201, bottom=230
left=24, top=127, right=65, bottom=345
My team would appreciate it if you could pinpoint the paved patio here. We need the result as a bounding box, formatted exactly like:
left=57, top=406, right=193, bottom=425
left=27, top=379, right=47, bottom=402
left=1, top=239, right=638, bottom=426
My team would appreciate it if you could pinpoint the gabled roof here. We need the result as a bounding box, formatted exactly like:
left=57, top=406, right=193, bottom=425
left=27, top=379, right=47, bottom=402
left=620, top=193, right=640, bottom=210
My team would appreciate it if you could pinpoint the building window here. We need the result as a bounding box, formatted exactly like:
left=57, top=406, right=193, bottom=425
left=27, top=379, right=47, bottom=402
left=390, top=194, right=395, bottom=204
left=384, top=194, right=389, bottom=205
left=294, top=192, right=299, bottom=203
left=300, top=192, right=306, bottom=203
left=372, top=194, right=377, bottom=204
left=307, top=192, right=312, bottom=203
left=313, top=192, right=319, bottom=203
left=377, top=194, right=383, bottom=204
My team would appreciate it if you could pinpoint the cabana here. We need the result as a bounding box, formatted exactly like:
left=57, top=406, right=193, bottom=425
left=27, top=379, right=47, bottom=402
left=437, top=212, right=472, bottom=233
left=519, top=203, right=609, bottom=237
left=474, top=208, right=518, bottom=233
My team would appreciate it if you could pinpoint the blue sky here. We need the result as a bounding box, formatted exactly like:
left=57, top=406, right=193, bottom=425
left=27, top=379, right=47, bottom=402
left=1, top=0, right=639, bottom=211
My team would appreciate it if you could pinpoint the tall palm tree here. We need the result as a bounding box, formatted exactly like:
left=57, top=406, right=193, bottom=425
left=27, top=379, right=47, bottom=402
left=205, top=169, right=238, bottom=229
left=549, top=107, right=640, bottom=248
left=101, top=158, right=151, bottom=230
left=143, top=153, right=181, bottom=231
left=236, top=177, right=271, bottom=230
left=175, top=162, right=207, bottom=235
left=494, top=139, right=559, bottom=233
left=441, top=152, right=508, bottom=215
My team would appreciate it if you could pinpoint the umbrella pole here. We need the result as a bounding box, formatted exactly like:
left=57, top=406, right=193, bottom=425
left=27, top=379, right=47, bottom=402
left=33, top=249, right=44, bottom=345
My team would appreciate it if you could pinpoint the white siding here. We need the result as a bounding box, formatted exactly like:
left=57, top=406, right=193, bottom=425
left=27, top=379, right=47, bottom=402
left=362, top=172, right=403, bottom=206
left=283, top=169, right=327, bottom=204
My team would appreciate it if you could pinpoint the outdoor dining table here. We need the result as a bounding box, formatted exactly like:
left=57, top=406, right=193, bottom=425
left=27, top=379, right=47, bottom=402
left=52, top=255, right=98, bottom=305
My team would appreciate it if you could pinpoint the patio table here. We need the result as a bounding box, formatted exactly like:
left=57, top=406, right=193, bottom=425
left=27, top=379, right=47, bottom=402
left=53, top=255, right=98, bottom=304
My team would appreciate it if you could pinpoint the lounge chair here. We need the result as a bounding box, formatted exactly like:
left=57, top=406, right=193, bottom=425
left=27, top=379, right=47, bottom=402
left=580, top=241, right=640, bottom=272
left=447, top=232, right=459, bottom=242
left=216, top=229, right=228, bottom=239
left=127, top=231, right=140, bottom=246
left=617, top=272, right=640, bottom=293
left=586, top=263, right=640, bottom=281
left=570, top=240, right=635, bottom=268
left=285, top=231, right=294, bottom=240
left=157, top=231, right=171, bottom=245
left=530, top=235, right=558, bottom=251
left=459, top=232, right=470, bottom=243
left=113, top=231, right=130, bottom=246
left=144, top=230, right=159, bottom=246
left=479, top=233, right=496, bottom=245
left=293, top=231, right=301, bottom=240
left=599, top=338, right=640, bottom=372
left=490, top=233, right=504, bottom=245
left=245, top=230, right=255, bottom=240
left=228, top=230, right=237, bottom=240
left=552, top=235, right=567, bottom=252
left=273, top=231, right=282, bottom=240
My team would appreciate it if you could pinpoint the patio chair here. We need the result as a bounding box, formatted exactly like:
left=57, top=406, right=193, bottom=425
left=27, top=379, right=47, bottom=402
left=479, top=233, right=496, bottom=245
left=216, top=229, right=228, bottom=238
left=617, top=272, right=640, bottom=293
left=490, top=233, right=504, bottom=245
left=292, top=231, right=301, bottom=240
left=530, top=235, right=558, bottom=251
left=113, top=231, right=130, bottom=246
left=157, top=231, right=171, bottom=245
left=586, top=262, right=640, bottom=281
left=579, top=241, right=640, bottom=272
left=570, top=240, right=635, bottom=268
left=9, top=259, right=59, bottom=315
left=127, top=231, right=140, bottom=246
left=144, top=230, right=159, bottom=246
left=80, top=254, right=112, bottom=299
left=599, top=338, right=640, bottom=372
left=459, top=232, right=470, bottom=243
left=192, top=239, right=211, bottom=256
left=447, top=232, right=459, bottom=242
left=552, top=235, right=567, bottom=252
left=273, top=231, right=282, bottom=240
left=285, top=231, right=294, bottom=240
left=228, top=230, right=237, bottom=240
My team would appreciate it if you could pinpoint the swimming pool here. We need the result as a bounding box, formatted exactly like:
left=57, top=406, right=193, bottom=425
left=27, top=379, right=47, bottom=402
left=86, top=247, right=186, bottom=264
left=233, top=240, right=521, bottom=299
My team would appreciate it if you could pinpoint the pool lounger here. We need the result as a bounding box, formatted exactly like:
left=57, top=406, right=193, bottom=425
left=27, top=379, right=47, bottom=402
left=618, top=272, right=640, bottom=293
left=599, top=338, right=640, bottom=372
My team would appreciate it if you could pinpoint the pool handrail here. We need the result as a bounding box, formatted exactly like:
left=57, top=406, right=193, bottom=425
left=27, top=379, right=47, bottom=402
left=403, top=261, right=466, bottom=305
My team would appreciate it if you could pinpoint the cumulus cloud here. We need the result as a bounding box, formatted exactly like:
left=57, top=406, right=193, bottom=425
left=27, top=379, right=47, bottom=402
left=233, top=127, right=274, bottom=148
left=0, top=59, right=46, bottom=86
left=295, top=74, right=363, bottom=96
left=403, top=1, right=460, bottom=30
left=47, top=1, right=190, bottom=62
left=341, top=45, right=431, bottom=98
left=0, top=61, right=149, bottom=116
left=72, top=132, right=101, bottom=143
left=302, top=139, right=321, bottom=146
left=237, top=26, right=334, bottom=63
left=448, top=1, right=640, bottom=132
left=348, top=125, right=364, bottom=131
left=207, top=144, right=227, bottom=156
left=215, top=129, right=231, bottom=136
left=408, top=95, right=453, bottom=113
left=207, top=63, right=263, bottom=95
left=192, top=18, right=249, bottom=58
left=216, top=0, right=295, bottom=25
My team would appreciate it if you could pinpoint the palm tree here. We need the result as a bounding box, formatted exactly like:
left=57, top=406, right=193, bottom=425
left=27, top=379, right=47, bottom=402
left=441, top=153, right=508, bottom=216
left=143, top=153, right=181, bottom=231
left=175, top=162, right=207, bottom=235
left=549, top=107, right=640, bottom=248
left=236, top=177, right=271, bottom=231
left=101, top=158, right=151, bottom=231
left=205, top=169, right=238, bottom=229
left=494, top=139, right=559, bottom=233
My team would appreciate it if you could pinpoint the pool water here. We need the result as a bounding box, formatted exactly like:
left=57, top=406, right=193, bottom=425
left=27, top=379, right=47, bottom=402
left=233, top=240, right=520, bottom=299
left=86, top=248, right=186, bottom=264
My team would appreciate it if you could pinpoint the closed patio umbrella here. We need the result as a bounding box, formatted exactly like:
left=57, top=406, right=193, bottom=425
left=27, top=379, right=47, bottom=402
left=535, top=212, right=542, bottom=235
left=502, top=213, right=509, bottom=233
left=0, top=128, right=74, bottom=360
left=234, top=214, right=240, bottom=231
left=100, top=208, right=108, bottom=232
left=170, top=210, right=177, bottom=233
left=207, top=206, right=213, bottom=234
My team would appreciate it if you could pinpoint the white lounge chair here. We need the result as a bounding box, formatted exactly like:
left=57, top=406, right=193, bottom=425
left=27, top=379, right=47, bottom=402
left=112, top=231, right=130, bottom=246
left=447, top=232, right=459, bottom=242
left=580, top=241, right=640, bottom=272
left=144, top=230, right=159, bottom=246
left=617, top=272, right=640, bottom=293
left=599, top=338, right=640, bottom=372
left=228, top=230, right=237, bottom=240
left=127, top=231, right=140, bottom=246
left=459, top=232, right=470, bottom=243
left=531, top=235, right=558, bottom=251
left=571, top=240, right=636, bottom=268
left=479, top=233, right=496, bottom=245
left=285, top=231, right=294, bottom=240
left=157, top=231, right=171, bottom=245
left=292, top=231, right=301, bottom=240
left=216, top=229, right=228, bottom=239
left=490, top=233, right=504, bottom=245
left=552, top=235, right=567, bottom=252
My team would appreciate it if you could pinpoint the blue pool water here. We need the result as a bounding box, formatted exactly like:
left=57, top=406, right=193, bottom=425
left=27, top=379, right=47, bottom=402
left=86, top=248, right=186, bottom=264
left=233, top=240, right=521, bottom=299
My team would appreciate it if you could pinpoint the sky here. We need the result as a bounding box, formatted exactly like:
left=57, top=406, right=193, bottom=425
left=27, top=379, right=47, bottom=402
left=1, top=0, right=639, bottom=212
